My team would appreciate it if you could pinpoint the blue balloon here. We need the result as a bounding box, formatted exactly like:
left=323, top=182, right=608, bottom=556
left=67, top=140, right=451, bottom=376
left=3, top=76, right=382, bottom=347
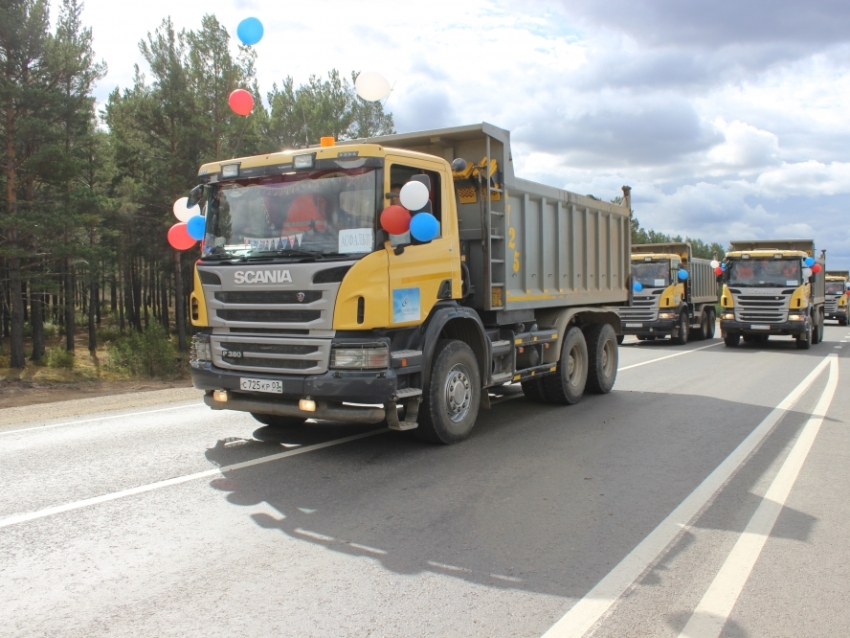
left=237, top=17, right=264, bottom=46
left=804, top=257, right=815, bottom=267
left=409, top=212, right=439, bottom=242
left=633, top=281, right=643, bottom=293
left=678, top=269, right=689, bottom=280
left=187, top=215, right=206, bottom=241
left=721, top=263, right=726, bottom=271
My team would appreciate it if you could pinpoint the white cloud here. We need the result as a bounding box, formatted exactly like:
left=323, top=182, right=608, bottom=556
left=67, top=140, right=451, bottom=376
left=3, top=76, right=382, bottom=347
left=706, top=119, right=780, bottom=171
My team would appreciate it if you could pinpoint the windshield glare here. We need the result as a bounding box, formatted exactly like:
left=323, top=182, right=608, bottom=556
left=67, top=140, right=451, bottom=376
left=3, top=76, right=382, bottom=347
left=826, top=282, right=846, bottom=295
left=632, top=261, right=671, bottom=288
left=202, top=166, right=380, bottom=260
left=727, top=258, right=802, bottom=287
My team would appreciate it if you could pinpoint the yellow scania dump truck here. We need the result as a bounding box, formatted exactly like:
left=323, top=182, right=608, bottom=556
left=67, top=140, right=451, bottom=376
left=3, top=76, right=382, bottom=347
left=186, top=123, right=631, bottom=444
left=719, top=240, right=825, bottom=349
left=825, top=271, right=849, bottom=325
left=618, top=242, right=717, bottom=344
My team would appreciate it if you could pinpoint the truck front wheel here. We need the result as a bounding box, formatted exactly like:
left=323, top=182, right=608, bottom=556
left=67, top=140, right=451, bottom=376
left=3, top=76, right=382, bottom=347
left=796, top=323, right=812, bottom=350
left=543, top=326, right=588, bottom=405
left=724, top=332, right=740, bottom=347
left=672, top=312, right=689, bottom=345
left=416, top=339, right=481, bottom=444
left=585, top=323, right=618, bottom=394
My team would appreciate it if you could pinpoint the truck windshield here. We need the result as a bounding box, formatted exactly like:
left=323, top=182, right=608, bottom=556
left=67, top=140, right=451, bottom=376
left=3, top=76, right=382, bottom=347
left=201, top=166, right=381, bottom=261
left=632, top=261, right=671, bottom=288
left=727, top=258, right=802, bottom=287
left=826, top=282, right=845, bottom=295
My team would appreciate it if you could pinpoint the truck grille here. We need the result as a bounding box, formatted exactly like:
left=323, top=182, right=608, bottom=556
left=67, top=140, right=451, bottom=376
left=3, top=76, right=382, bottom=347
left=211, top=335, right=330, bottom=375
left=619, top=291, right=661, bottom=322
left=731, top=290, right=791, bottom=323
left=216, top=309, right=321, bottom=323
left=825, top=297, right=838, bottom=313
left=214, top=291, right=322, bottom=305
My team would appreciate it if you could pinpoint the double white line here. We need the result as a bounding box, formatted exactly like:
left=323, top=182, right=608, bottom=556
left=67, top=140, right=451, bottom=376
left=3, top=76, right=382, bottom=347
left=542, top=353, right=839, bottom=638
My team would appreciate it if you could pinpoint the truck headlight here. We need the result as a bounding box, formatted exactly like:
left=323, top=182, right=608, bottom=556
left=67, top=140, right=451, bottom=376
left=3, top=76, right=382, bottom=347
left=788, top=314, right=805, bottom=321
left=330, top=344, right=389, bottom=370
left=721, top=312, right=735, bottom=320
left=658, top=312, right=675, bottom=319
left=190, top=334, right=212, bottom=368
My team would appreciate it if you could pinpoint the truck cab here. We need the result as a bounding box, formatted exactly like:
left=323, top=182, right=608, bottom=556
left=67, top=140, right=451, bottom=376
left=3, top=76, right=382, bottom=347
left=824, top=271, right=849, bottom=326
left=618, top=242, right=717, bottom=344
left=719, top=240, right=825, bottom=349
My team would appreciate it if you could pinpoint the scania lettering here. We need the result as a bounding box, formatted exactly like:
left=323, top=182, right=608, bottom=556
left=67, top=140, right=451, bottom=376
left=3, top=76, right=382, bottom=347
left=824, top=270, right=849, bottom=325
left=188, top=123, right=631, bottom=444
left=618, top=242, right=717, bottom=345
left=719, top=240, right=825, bottom=349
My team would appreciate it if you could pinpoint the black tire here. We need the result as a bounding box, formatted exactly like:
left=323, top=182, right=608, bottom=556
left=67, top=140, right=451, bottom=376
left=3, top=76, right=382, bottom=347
left=672, top=312, right=689, bottom=345
left=585, top=323, right=618, bottom=394
left=812, top=309, right=823, bottom=345
left=616, top=334, right=625, bottom=345
left=543, top=326, right=588, bottom=405
left=705, top=309, right=716, bottom=339
left=250, top=413, right=307, bottom=428
left=796, top=322, right=812, bottom=350
left=724, top=332, right=740, bottom=347
left=415, top=340, right=481, bottom=444
left=521, top=378, right=550, bottom=403
left=693, top=310, right=709, bottom=340
left=840, top=317, right=848, bottom=326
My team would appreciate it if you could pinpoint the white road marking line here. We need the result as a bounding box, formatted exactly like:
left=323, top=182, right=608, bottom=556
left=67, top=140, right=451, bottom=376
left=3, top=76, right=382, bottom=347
left=540, top=354, right=834, bottom=638
left=0, top=402, right=205, bottom=437
left=678, top=355, right=839, bottom=638
left=0, top=429, right=387, bottom=530
left=618, top=342, right=722, bottom=372
left=835, top=346, right=842, bottom=349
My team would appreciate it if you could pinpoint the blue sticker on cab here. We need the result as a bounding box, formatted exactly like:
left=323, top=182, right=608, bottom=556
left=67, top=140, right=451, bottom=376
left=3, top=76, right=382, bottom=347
left=392, top=288, right=420, bottom=323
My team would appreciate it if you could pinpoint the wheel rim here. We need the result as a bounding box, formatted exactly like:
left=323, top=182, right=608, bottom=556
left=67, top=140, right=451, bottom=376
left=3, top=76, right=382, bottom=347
left=567, top=344, right=584, bottom=387
left=601, top=338, right=615, bottom=378
left=444, top=363, right=472, bottom=422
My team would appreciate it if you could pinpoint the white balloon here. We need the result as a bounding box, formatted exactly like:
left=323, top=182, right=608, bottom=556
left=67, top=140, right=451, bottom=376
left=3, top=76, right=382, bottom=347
left=355, top=72, right=391, bottom=102
left=173, top=197, right=197, bottom=222
left=710, top=260, right=720, bottom=268
left=399, top=181, right=429, bottom=211
left=802, top=267, right=813, bottom=279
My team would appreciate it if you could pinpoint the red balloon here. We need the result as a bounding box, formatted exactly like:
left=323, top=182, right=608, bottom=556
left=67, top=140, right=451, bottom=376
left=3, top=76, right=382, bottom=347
left=228, top=89, right=254, bottom=116
left=811, top=263, right=822, bottom=274
left=714, top=266, right=723, bottom=275
left=380, top=205, right=411, bottom=235
left=168, top=222, right=196, bottom=250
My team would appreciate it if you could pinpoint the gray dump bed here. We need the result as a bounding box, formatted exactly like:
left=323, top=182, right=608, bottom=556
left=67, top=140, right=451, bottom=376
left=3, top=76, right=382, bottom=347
left=361, top=123, right=631, bottom=313
left=632, top=242, right=716, bottom=304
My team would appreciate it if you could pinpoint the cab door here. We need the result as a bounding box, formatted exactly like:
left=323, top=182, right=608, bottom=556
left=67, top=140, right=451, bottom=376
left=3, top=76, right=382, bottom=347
left=384, top=156, right=461, bottom=328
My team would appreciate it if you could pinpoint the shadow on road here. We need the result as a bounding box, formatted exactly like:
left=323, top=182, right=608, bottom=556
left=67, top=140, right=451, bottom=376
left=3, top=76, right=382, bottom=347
left=201, top=377, right=829, bottom=601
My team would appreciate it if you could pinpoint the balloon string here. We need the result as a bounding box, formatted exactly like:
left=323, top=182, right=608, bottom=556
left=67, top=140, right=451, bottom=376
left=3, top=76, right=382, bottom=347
left=232, top=114, right=251, bottom=158
left=382, top=81, right=396, bottom=109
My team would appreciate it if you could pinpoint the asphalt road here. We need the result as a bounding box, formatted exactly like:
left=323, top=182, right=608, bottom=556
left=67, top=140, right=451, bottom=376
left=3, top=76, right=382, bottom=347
left=2, top=325, right=849, bottom=638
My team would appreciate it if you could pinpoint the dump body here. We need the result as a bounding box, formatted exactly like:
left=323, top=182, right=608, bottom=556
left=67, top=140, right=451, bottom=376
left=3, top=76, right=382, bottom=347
left=824, top=270, right=849, bottom=324
left=720, top=239, right=825, bottom=347
left=619, top=242, right=718, bottom=342
left=188, top=122, right=631, bottom=442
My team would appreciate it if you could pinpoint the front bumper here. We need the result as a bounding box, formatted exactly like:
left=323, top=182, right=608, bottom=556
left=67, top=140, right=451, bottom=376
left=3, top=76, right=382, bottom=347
left=621, top=319, right=676, bottom=337
left=720, top=318, right=806, bottom=337
left=825, top=309, right=847, bottom=320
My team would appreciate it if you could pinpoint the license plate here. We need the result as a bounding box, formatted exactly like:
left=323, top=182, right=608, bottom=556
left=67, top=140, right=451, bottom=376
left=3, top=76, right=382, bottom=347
left=750, top=324, right=770, bottom=330
left=240, top=378, right=283, bottom=394
left=625, top=322, right=642, bottom=328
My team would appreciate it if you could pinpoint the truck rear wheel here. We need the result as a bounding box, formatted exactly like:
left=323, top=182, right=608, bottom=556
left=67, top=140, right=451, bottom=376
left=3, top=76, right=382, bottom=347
left=543, top=326, right=588, bottom=405
left=724, top=332, right=740, bottom=347
left=672, top=312, right=689, bottom=345
left=416, top=339, right=481, bottom=444
left=250, top=413, right=307, bottom=428
left=585, top=323, right=618, bottom=394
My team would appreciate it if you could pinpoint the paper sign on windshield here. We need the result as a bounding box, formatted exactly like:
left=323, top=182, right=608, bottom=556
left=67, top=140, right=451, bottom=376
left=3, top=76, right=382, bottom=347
left=339, top=228, right=373, bottom=253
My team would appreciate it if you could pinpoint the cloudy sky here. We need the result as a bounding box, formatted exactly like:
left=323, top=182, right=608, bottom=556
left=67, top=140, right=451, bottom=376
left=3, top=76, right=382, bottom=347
left=56, top=0, right=850, bottom=266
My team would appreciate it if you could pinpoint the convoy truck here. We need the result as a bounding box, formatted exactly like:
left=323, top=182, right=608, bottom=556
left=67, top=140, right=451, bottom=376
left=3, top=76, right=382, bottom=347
left=824, top=271, right=849, bottom=325
left=719, top=240, right=825, bottom=349
left=618, top=242, right=717, bottom=344
left=187, top=122, right=631, bottom=444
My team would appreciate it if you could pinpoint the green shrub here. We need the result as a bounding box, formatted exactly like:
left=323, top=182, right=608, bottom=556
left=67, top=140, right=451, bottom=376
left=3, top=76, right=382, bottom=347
left=97, top=326, right=122, bottom=343
left=43, top=322, right=58, bottom=338
left=108, top=323, right=179, bottom=378
left=45, top=346, right=75, bottom=369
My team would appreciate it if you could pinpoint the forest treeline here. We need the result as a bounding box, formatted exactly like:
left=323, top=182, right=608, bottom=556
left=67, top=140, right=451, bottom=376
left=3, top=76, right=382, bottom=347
left=0, top=0, right=393, bottom=369
left=1, top=0, right=724, bottom=372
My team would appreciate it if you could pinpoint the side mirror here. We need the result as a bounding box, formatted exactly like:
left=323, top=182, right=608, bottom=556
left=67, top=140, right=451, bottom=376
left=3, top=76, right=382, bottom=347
left=187, top=184, right=205, bottom=209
